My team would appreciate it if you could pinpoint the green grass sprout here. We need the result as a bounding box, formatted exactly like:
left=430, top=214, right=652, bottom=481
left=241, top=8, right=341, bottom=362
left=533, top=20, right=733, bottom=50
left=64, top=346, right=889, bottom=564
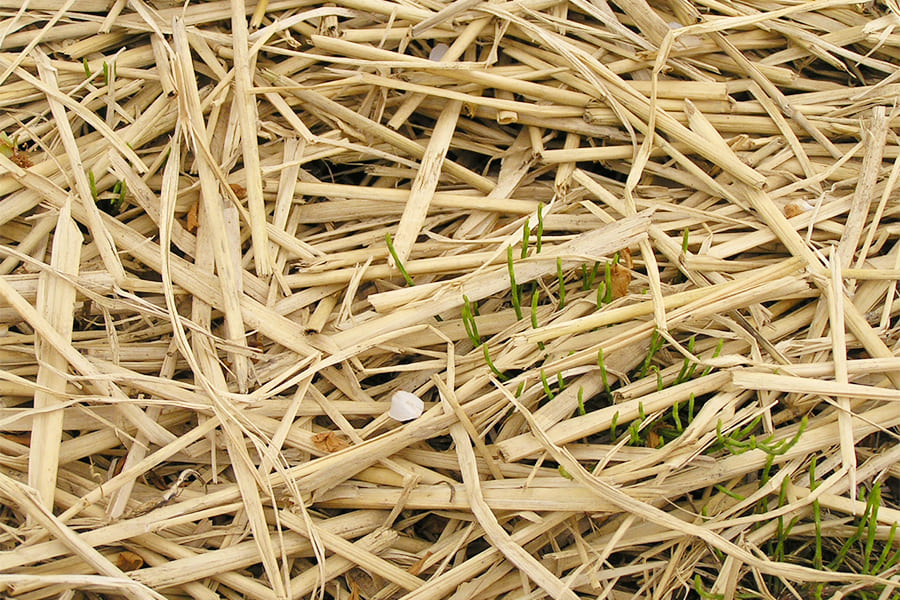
left=88, top=170, right=99, bottom=202
left=694, top=575, right=724, bottom=600
left=597, top=348, right=610, bottom=395
left=385, top=232, right=414, bottom=286
left=639, top=330, right=664, bottom=378
left=482, top=344, right=507, bottom=381
left=556, top=257, right=566, bottom=308
left=508, top=246, right=522, bottom=319
left=521, top=220, right=531, bottom=259
left=540, top=369, right=554, bottom=400
left=535, top=203, right=544, bottom=253
left=461, top=295, right=481, bottom=346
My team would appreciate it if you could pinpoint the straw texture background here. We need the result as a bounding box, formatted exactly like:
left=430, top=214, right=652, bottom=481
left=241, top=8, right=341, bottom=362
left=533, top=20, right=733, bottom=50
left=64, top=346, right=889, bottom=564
left=0, top=0, right=899, bottom=599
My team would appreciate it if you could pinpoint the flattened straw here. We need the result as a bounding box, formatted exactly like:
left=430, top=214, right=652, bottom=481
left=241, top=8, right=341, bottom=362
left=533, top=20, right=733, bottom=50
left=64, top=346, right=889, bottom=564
left=827, top=247, right=857, bottom=492
left=552, top=132, right=580, bottom=193
left=329, top=0, right=433, bottom=21
left=0, top=0, right=78, bottom=87
left=279, top=509, right=425, bottom=592
left=0, top=271, right=176, bottom=446
left=389, top=18, right=490, bottom=130
left=434, top=374, right=504, bottom=480
left=391, top=99, right=463, bottom=267
left=679, top=89, right=900, bottom=388
left=0, top=474, right=162, bottom=600
left=105, top=336, right=181, bottom=519
left=261, top=88, right=316, bottom=142
left=493, top=379, right=894, bottom=586
left=337, top=212, right=650, bottom=349
left=447, top=419, right=579, bottom=600
left=270, top=73, right=495, bottom=193
left=27, top=200, right=81, bottom=511
left=290, top=182, right=536, bottom=214
left=287, top=529, right=399, bottom=599
left=856, top=142, right=900, bottom=274
left=33, top=49, right=125, bottom=282
left=172, top=19, right=251, bottom=392
left=837, top=106, right=888, bottom=270
left=223, top=200, right=251, bottom=391
left=232, top=0, right=271, bottom=276
left=270, top=136, right=304, bottom=265
left=609, top=0, right=671, bottom=46
left=729, top=372, right=900, bottom=403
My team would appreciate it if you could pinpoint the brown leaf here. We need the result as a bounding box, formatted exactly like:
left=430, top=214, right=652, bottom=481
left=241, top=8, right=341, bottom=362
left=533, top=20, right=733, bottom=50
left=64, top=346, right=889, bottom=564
left=1, top=432, right=30, bottom=445
left=783, top=201, right=808, bottom=219
left=621, top=247, right=633, bottom=269
left=610, top=264, right=631, bottom=299
left=186, top=201, right=200, bottom=233
left=346, top=568, right=382, bottom=598
left=408, top=551, right=432, bottom=576
left=10, top=151, right=32, bottom=169
left=108, top=457, right=125, bottom=478
left=116, top=551, right=144, bottom=571
left=228, top=183, right=247, bottom=200
left=143, top=470, right=168, bottom=490
left=312, top=431, right=350, bottom=453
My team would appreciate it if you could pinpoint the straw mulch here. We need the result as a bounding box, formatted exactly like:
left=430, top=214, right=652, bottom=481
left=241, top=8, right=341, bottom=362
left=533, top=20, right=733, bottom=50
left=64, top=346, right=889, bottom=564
left=1, top=0, right=900, bottom=598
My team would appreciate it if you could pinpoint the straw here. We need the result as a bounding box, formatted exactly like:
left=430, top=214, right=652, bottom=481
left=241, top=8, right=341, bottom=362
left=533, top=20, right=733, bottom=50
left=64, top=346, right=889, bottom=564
left=2, top=1, right=900, bottom=599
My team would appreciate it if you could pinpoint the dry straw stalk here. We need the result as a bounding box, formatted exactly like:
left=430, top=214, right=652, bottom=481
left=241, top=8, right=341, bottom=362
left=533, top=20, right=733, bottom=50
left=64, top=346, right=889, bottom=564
left=1, top=1, right=899, bottom=599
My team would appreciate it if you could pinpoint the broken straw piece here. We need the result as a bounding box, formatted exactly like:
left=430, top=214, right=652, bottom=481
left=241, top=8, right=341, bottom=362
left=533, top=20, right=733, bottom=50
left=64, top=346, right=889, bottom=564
left=389, top=390, right=425, bottom=421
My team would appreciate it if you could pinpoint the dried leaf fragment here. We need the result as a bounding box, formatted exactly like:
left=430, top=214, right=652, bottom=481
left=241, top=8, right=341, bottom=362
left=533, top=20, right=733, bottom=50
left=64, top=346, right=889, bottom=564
left=784, top=199, right=813, bottom=219
left=408, top=551, right=433, bottom=576
left=9, top=150, right=31, bottom=169
left=186, top=201, right=199, bottom=232
left=312, top=430, right=351, bottom=453
left=228, top=183, right=247, bottom=200
left=611, top=264, right=631, bottom=299
left=621, top=247, right=633, bottom=269
left=116, top=551, right=144, bottom=571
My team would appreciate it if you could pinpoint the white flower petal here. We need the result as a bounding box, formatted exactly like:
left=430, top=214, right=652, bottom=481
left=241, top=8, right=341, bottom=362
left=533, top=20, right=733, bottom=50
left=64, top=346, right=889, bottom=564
left=389, top=390, right=424, bottom=421
left=429, top=43, right=449, bottom=61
